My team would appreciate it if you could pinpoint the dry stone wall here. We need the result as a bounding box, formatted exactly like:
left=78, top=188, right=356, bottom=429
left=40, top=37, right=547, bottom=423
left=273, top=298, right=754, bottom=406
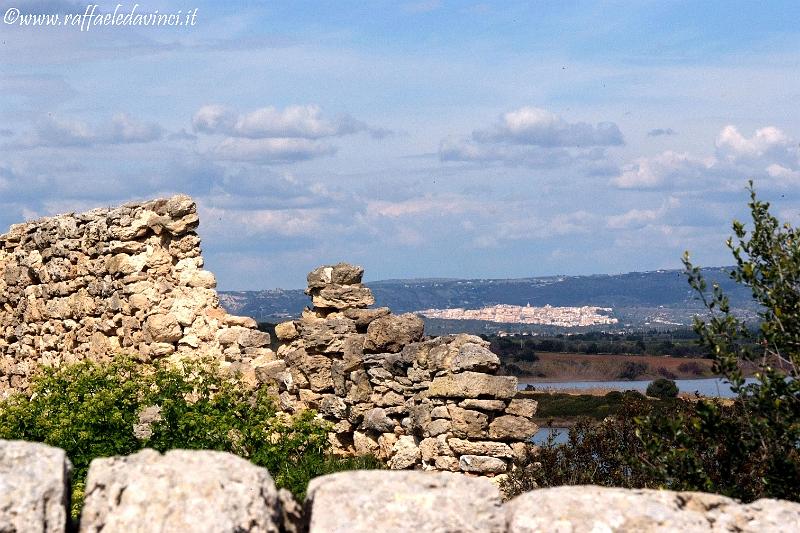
left=270, top=263, right=539, bottom=476
left=3, top=440, right=800, bottom=533
left=0, top=195, right=272, bottom=397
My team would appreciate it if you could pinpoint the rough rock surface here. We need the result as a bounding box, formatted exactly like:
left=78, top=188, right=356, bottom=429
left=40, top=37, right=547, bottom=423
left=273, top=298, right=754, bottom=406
left=0, top=195, right=273, bottom=396
left=505, top=485, right=800, bottom=532
left=0, top=440, right=72, bottom=533
left=304, top=470, right=505, bottom=533
left=271, top=263, right=538, bottom=475
left=79, top=448, right=282, bottom=533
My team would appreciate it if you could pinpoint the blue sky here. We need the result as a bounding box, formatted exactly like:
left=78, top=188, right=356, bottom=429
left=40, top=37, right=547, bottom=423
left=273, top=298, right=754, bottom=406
left=2, top=1, right=800, bottom=289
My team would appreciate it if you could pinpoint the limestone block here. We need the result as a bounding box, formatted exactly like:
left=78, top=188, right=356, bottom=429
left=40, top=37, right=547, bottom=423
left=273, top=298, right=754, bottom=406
left=0, top=440, right=72, bottom=533
left=459, top=455, right=507, bottom=474
left=80, top=449, right=282, bottom=533
left=488, top=415, right=539, bottom=441
left=311, top=284, right=375, bottom=310
left=305, top=471, right=504, bottom=533
left=447, top=405, right=489, bottom=439
left=387, top=435, right=420, bottom=469
left=428, top=372, right=518, bottom=399
left=505, top=486, right=800, bottom=533
left=364, top=313, right=425, bottom=353
left=506, top=398, right=538, bottom=418
left=447, top=438, right=514, bottom=458
left=451, top=343, right=500, bottom=372
left=306, top=263, right=364, bottom=289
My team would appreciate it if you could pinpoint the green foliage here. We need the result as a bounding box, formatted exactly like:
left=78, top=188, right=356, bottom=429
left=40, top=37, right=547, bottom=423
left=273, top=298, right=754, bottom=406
left=532, top=390, right=647, bottom=420
left=506, top=396, right=656, bottom=494
left=646, top=378, right=678, bottom=399
left=642, top=181, right=800, bottom=501
left=508, top=183, right=800, bottom=502
left=0, top=357, right=378, bottom=516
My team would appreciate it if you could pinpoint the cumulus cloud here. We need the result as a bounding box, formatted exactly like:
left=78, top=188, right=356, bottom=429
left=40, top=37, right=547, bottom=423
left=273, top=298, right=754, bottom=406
left=472, top=107, right=624, bottom=147
left=612, top=125, right=800, bottom=190
left=715, top=125, right=793, bottom=164
left=11, top=113, right=162, bottom=149
left=192, top=104, right=387, bottom=139
left=611, top=151, right=714, bottom=189
left=439, top=107, right=622, bottom=168
left=648, top=128, right=677, bottom=137
left=192, top=103, right=388, bottom=164
left=606, top=197, right=679, bottom=229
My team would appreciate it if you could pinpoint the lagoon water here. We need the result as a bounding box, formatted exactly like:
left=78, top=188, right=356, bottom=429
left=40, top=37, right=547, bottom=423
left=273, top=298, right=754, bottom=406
left=520, top=377, right=756, bottom=398
left=526, top=377, right=757, bottom=444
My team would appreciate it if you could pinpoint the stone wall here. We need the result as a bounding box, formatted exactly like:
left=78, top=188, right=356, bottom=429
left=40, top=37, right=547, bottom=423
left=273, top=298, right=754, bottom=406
left=0, top=195, right=272, bottom=397
left=3, top=440, right=799, bottom=532
left=0, top=193, right=539, bottom=474
left=268, top=263, right=539, bottom=476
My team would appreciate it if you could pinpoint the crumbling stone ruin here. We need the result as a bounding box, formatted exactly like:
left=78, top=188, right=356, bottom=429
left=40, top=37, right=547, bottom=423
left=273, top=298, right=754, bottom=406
left=0, top=196, right=272, bottom=397
left=3, top=440, right=800, bottom=532
left=267, top=262, right=539, bottom=475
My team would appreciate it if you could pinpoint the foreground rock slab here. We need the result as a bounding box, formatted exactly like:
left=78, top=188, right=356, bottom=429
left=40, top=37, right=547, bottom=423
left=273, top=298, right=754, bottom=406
left=505, top=485, right=800, bottom=533
left=80, top=448, right=283, bottom=533
left=304, top=470, right=505, bottom=533
left=0, top=440, right=72, bottom=533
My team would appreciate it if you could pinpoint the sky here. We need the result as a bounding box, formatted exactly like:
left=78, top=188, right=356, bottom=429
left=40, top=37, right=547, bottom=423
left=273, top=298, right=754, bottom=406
left=2, top=0, right=800, bottom=289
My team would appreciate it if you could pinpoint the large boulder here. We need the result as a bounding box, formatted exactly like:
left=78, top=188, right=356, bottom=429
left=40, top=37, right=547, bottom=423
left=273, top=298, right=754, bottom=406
left=364, top=313, right=425, bottom=353
left=79, top=449, right=283, bottom=533
left=304, top=471, right=505, bottom=533
left=0, top=440, right=72, bottom=533
left=505, top=486, right=800, bottom=532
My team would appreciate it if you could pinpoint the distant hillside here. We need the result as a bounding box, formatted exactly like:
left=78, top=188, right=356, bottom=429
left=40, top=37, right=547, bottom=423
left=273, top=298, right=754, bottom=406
left=219, top=267, right=758, bottom=332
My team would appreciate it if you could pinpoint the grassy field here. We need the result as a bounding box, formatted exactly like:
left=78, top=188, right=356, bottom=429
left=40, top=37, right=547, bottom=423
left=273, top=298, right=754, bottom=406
left=516, top=389, right=671, bottom=428
left=506, top=351, right=716, bottom=381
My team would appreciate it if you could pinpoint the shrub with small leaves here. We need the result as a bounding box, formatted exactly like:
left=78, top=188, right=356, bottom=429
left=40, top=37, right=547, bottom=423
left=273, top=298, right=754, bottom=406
left=646, top=378, right=679, bottom=399
left=0, top=356, right=380, bottom=517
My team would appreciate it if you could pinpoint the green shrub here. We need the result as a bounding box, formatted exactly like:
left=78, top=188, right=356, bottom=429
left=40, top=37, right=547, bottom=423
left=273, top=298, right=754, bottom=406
left=646, top=378, right=678, bottom=399
left=508, top=184, right=800, bottom=503
left=0, top=356, right=379, bottom=516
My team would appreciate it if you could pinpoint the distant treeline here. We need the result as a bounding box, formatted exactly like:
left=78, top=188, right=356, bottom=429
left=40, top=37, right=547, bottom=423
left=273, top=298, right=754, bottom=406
left=485, top=329, right=711, bottom=359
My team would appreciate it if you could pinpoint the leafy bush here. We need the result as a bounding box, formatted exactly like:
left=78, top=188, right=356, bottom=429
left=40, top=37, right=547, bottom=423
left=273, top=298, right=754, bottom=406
left=508, top=184, right=800, bottom=503
left=0, top=357, right=379, bottom=516
left=646, top=378, right=678, bottom=399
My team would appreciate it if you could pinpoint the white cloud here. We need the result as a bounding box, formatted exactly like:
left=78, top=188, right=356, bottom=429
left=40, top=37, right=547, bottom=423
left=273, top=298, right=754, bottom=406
left=439, top=107, right=622, bottom=168
left=473, top=107, right=624, bottom=147
left=192, top=104, right=386, bottom=140
left=715, top=125, right=790, bottom=161
left=613, top=125, right=800, bottom=191
left=611, top=151, right=713, bottom=189
left=606, top=197, right=679, bottom=229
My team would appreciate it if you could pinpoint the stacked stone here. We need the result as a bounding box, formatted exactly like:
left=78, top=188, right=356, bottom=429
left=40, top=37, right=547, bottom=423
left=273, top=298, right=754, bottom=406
left=0, top=195, right=272, bottom=396
left=273, top=263, right=539, bottom=476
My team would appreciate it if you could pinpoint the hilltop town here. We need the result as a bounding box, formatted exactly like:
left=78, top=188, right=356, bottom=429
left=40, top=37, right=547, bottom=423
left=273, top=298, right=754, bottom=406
left=417, top=303, right=618, bottom=328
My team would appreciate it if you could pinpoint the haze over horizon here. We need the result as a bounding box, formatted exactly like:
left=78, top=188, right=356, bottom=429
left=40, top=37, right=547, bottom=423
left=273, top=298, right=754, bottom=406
left=2, top=1, right=800, bottom=290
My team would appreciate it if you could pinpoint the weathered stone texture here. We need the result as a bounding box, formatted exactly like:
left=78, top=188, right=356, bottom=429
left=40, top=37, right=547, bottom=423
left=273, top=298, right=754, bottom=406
left=505, top=485, right=800, bottom=532
left=80, top=449, right=282, bottom=533
left=305, top=470, right=505, bottom=533
left=0, top=196, right=271, bottom=396
left=0, top=440, right=72, bottom=533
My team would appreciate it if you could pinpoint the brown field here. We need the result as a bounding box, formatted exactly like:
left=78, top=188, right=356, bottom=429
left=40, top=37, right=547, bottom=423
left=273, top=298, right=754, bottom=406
left=510, top=351, right=717, bottom=382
